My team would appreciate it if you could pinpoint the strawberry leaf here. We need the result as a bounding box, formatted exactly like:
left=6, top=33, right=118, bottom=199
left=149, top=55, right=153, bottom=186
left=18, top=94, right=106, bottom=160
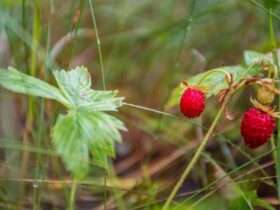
left=0, top=65, right=126, bottom=179
left=52, top=110, right=126, bottom=179
left=52, top=66, right=126, bottom=178
left=53, top=66, right=123, bottom=111
left=243, top=50, right=267, bottom=66
left=165, top=65, right=262, bottom=110
left=0, top=67, right=69, bottom=106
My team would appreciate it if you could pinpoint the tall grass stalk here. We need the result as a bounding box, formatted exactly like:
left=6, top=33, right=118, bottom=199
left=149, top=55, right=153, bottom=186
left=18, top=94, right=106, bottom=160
left=88, top=0, right=106, bottom=90
left=18, top=1, right=42, bottom=209
left=31, top=1, right=43, bottom=210
left=268, top=7, right=280, bottom=200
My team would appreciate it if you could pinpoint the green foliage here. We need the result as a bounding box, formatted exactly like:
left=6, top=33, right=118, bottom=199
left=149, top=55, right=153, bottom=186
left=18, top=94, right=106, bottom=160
left=263, top=0, right=279, bottom=9
left=0, top=0, right=21, bottom=7
left=146, top=195, right=227, bottom=210
left=53, top=67, right=123, bottom=111
left=53, top=110, right=126, bottom=179
left=243, top=50, right=267, bottom=66
left=0, top=66, right=126, bottom=179
left=165, top=64, right=262, bottom=109
left=166, top=50, right=280, bottom=110
left=229, top=191, right=274, bottom=210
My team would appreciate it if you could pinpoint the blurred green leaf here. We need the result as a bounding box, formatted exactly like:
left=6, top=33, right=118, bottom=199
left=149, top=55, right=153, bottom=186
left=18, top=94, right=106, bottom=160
left=165, top=65, right=261, bottom=109
left=0, top=67, right=68, bottom=105
left=229, top=191, right=274, bottom=210
left=263, top=0, right=279, bottom=9
left=0, top=0, right=21, bottom=7
left=243, top=50, right=267, bottom=66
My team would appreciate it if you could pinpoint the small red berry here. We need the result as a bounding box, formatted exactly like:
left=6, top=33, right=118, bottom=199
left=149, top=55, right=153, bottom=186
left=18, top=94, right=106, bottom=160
left=180, top=87, right=205, bottom=118
left=241, top=108, right=276, bottom=149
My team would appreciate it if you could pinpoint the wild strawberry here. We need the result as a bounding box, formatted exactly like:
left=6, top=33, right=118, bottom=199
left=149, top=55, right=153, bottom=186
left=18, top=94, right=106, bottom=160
left=240, top=107, right=276, bottom=149
left=180, top=87, right=205, bottom=118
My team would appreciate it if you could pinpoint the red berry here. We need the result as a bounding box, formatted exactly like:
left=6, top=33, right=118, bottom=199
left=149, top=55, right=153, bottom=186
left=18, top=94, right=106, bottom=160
left=241, top=108, right=276, bottom=149
left=180, top=88, right=205, bottom=118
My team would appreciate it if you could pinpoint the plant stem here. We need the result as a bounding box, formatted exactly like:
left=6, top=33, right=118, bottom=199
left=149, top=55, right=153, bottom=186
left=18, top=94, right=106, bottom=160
left=68, top=180, right=77, bottom=210
left=162, top=90, right=232, bottom=210
left=268, top=8, right=280, bottom=200
left=31, top=2, right=42, bottom=209
left=88, top=0, right=106, bottom=90
left=18, top=1, right=41, bottom=209
left=123, top=102, right=175, bottom=117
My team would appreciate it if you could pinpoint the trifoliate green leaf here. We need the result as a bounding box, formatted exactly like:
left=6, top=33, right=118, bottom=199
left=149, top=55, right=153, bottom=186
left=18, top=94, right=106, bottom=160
left=52, top=66, right=126, bottom=178
left=0, top=65, right=126, bottom=179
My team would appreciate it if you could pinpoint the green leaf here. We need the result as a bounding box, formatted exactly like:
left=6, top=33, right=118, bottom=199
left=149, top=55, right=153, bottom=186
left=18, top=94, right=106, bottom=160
left=0, top=65, right=126, bottom=178
left=263, top=0, right=279, bottom=9
left=0, top=67, right=69, bottom=105
left=165, top=65, right=262, bottom=109
left=243, top=50, right=268, bottom=66
left=52, top=66, right=126, bottom=178
left=0, top=0, right=21, bottom=7
left=53, top=66, right=123, bottom=111
left=229, top=191, right=274, bottom=210
left=52, top=109, right=126, bottom=179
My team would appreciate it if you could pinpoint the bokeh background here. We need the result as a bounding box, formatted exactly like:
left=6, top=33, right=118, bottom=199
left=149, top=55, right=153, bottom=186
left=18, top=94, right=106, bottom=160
left=0, top=0, right=279, bottom=209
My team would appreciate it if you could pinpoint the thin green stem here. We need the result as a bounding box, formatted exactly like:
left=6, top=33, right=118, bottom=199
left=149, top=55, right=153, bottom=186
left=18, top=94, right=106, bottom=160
left=18, top=1, right=41, bottom=209
left=88, top=0, right=106, bottom=90
left=31, top=1, right=42, bottom=209
left=175, top=0, right=196, bottom=67
left=22, top=0, right=28, bottom=71
left=162, top=90, right=232, bottom=210
left=269, top=7, right=280, bottom=200
left=188, top=155, right=253, bottom=210
left=109, top=166, right=126, bottom=210
left=27, top=0, right=42, bottom=130
left=123, top=102, right=175, bottom=117
left=67, top=1, right=84, bottom=69
left=68, top=180, right=77, bottom=210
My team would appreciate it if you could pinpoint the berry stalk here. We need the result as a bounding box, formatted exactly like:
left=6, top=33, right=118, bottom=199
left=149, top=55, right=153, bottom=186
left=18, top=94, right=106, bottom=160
left=162, top=88, right=233, bottom=210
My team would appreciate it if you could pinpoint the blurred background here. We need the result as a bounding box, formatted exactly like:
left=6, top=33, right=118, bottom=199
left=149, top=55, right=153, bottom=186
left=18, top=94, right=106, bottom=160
left=0, top=0, right=279, bottom=209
